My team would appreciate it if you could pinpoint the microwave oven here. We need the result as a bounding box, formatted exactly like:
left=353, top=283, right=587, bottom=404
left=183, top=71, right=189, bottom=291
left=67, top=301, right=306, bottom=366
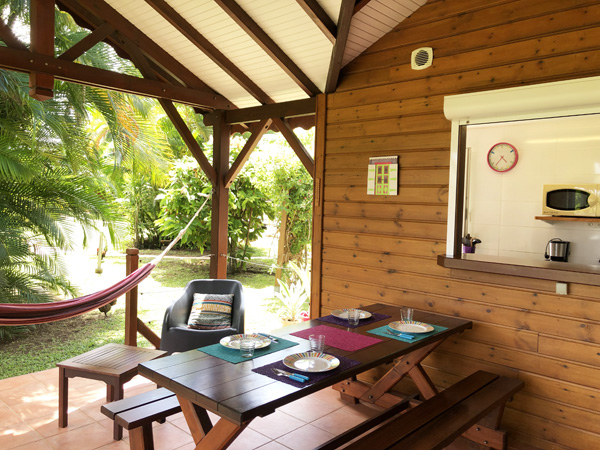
left=542, top=184, right=600, bottom=217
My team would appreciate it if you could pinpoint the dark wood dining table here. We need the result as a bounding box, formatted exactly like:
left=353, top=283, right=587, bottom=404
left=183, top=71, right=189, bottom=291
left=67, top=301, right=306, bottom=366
left=138, top=303, right=472, bottom=449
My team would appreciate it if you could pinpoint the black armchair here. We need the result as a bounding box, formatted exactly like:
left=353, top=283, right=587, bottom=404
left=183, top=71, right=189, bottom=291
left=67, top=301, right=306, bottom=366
left=160, top=279, right=245, bottom=353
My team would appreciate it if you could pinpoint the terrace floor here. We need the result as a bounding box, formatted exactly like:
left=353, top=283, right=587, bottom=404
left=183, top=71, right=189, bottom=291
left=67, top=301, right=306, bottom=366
left=0, top=367, right=381, bottom=450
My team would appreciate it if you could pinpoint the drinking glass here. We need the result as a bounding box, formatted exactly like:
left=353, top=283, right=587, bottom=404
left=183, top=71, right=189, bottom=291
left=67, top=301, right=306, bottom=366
left=239, top=337, right=256, bottom=358
left=401, top=307, right=413, bottom=322
left=309, top=334, right=325, bottom=352
left=347, top=308, right=360, bottom=326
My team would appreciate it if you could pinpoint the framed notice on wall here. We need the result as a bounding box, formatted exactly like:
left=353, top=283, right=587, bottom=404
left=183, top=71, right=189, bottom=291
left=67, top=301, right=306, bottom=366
left=367, top=156, right=398, bottom=195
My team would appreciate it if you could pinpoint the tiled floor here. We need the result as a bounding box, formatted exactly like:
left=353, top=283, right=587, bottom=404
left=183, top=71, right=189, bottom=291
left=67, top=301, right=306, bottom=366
left=0, top=367, right=381, bottom=450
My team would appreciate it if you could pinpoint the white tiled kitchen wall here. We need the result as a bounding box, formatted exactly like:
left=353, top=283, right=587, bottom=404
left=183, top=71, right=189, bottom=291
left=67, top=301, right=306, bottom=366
left=465, top=114, right=600, bottom=265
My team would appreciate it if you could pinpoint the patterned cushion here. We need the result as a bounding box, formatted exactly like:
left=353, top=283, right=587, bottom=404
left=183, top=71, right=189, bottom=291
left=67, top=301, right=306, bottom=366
left=187, top=293, right=234, bottom=330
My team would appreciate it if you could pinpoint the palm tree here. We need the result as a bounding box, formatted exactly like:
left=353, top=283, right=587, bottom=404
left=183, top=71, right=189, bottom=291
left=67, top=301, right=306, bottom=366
left=0, top=4, right=174, bottom=339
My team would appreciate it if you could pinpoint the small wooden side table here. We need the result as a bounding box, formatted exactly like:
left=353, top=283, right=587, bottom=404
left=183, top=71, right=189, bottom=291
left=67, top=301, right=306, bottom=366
left=57, top=343, right=166, bottom=440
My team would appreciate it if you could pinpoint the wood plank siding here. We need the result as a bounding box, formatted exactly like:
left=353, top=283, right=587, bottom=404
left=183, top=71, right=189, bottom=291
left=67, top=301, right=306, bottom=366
left=315, top=1, right=600, bottom=448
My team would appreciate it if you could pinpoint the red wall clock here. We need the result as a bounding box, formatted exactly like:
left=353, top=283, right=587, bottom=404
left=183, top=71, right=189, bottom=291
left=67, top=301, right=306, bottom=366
left=487, top=142, right=518, bottom=172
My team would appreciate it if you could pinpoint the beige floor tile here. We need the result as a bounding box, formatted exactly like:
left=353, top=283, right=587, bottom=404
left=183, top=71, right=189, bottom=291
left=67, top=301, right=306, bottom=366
left=275, top=423, right=335, bottom=450
left=0, top=403, right=23, bottom=427
left=9, top=391, right=59, bottom=421
left=256, top=441, right=292, bottom=450
left=306, top=386, right=348, bottom=409
left=26, top=409, right=94, bottom=438
left=277, top=395, right=339, bottom=423
left=10, top=438, right=55, bottom=449
left=249, top=410, right=305, bottom=439
left=227, top=427, right=271, bottom=450
left=0, top=374, right=38, bottom=393
left=310, top=406, right=367, bottom=435
left=152, top=421, right=195, bottom=450
left=95, top=440, right=130, bottom=449
left=0, top=422, right=45, bottom=450
left=46, top=422, right=114, bottom=450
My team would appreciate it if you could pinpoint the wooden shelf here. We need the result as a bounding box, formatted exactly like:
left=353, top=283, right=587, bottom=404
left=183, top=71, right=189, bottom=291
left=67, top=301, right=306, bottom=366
left=535, top=215, right=600, bottom=223
left=438, top=254, right=600, bottom=287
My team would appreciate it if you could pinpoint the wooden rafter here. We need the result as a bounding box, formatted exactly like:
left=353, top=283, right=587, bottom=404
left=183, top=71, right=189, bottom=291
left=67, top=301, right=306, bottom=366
left=224, top=118, right=272, bottom=189
left=58, top=22, right=115, bottom=61
left=29, top=0, right=55, bottom=100
left=119, top=35, right=218, bottom=185
left=0, top=19, right=28, bottom=50
left=325, top=0, right=354, bottom=93
left=204, top=98, right=316, bottom=126
left=57, top=0, right=226, bottom=102
left=144, top=0, right=273, bottom=105
left=271, top=117, right=314, bottom=177
left=354, top=0, right=374, bottom=15
left=215, top=0, right=320, bottom=97
left=0, top=46, right=230, bottom=110
left=295, top=0, right=336, bottom=44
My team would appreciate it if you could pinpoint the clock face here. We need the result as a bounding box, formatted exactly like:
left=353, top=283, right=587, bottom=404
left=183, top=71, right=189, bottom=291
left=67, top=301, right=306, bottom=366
left=487, top=142, right=518, bottom=172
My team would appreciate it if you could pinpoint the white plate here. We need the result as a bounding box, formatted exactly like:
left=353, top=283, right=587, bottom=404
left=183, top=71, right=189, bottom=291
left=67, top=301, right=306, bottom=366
left=283, top=352, right=340, bottom=372
left=331, top=309, right=372, bottom=320
left=388, top=321, right=434, bottom=334
left=219, top=333, right=271, bottom=349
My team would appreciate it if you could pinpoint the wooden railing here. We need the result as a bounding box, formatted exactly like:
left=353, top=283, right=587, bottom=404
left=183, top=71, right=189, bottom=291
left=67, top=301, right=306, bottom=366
left=124, top=248, right=161, bottom=348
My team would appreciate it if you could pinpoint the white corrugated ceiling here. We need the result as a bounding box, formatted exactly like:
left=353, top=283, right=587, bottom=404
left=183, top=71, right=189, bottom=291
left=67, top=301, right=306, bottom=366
left=103, top=0, right=425, bottom=108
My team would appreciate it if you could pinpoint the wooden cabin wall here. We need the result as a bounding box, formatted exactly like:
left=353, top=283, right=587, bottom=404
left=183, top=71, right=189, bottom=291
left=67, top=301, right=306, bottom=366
left=316, top=1, right=600, bottom=448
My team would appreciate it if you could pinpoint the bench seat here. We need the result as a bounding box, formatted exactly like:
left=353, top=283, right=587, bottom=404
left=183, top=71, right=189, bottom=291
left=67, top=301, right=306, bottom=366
left=315, top=370, right=523, bottom=450
left=101, top=387, right=181, bottom=449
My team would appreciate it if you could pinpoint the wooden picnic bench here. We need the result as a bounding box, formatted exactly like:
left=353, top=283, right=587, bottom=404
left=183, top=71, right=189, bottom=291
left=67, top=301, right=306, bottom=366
left=101, top=387, right=212, bottom=450
left=315, top=370, right=523, bottom=450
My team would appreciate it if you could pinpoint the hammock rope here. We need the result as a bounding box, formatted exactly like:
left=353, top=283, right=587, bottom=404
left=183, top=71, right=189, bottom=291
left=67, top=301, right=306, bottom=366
left=0, top=194, right=211, bottom=326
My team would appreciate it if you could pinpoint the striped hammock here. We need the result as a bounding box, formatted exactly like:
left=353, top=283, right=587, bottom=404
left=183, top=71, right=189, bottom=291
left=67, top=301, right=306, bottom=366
left=0, top=195, right=210, bottom=326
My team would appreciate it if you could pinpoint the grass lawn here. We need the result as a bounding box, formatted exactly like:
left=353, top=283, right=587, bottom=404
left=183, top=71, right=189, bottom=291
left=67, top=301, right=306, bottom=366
left=0, top=248, right=280, bottom=380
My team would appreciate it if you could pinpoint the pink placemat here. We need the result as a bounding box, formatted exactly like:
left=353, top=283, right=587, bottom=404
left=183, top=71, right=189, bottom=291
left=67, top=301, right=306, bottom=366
left=291, top=325, right=382, bottom=352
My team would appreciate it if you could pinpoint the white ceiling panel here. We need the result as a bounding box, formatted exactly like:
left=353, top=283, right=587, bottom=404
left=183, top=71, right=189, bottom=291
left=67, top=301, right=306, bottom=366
left=98, top=0, right=426, bottom=107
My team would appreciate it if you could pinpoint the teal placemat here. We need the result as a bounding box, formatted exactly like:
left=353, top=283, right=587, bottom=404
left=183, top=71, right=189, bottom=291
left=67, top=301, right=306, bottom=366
left=198, top=337, right=299, bottom=364
left=368, top=323, right=447, bottom=343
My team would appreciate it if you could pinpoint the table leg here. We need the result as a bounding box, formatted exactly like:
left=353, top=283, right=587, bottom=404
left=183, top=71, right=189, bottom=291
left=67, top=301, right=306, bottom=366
left=58, top=367, right=68, bottom=428
left=177, top=396, right=245, bottom=450
left=360, top=341, right=442, bottom=403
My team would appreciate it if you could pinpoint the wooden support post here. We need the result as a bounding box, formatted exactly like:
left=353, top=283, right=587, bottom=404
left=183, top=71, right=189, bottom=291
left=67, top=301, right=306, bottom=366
left=209, top=111, right=230, bottom=279
left=275, top=209, right=288, bottom=289
left=310, top=94, right=326, bottom=319
left=125, top=248, right=139, bottom=346
left=29, top=0, right=55, bottom=100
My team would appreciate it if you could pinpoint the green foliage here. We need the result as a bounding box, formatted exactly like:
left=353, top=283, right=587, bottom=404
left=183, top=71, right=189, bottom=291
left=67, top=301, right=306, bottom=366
left=155, top=147, right=275, bottom=272
left=260, top=149, right=313, bottom=263
left=155, top=156, right=213, bottom=251
left=265, top=261, right=310, bottom=321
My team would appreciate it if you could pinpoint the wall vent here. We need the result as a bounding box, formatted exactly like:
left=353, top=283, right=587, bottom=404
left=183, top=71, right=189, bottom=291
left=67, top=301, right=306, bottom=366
left=411, top=47, right=433, bottom=70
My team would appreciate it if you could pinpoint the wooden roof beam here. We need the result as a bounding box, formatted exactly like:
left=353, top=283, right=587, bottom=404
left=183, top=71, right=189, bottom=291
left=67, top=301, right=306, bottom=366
left=144, top=0, right=273, bottom=105
left=204, top=98, right=316, bottom=126
left=119, top=34, right=217, bottom=185
left=0, top=46, right=231, bottom=110
left=224, top=118, right=272, bottom=188
left=295, top=0, right=336, bottom=44
left=354, top=0, right=374, bottom=15
left=215, top=0, right=320, bottom=97
left=29, top=0, right=55, bottom=100
left=325, top=0, right=354, bottom=93
left=58, top=22, right=115, bottom=61
left=57, top=0, right=229, bottom=104
left=272, top=117, right=314, bottom=177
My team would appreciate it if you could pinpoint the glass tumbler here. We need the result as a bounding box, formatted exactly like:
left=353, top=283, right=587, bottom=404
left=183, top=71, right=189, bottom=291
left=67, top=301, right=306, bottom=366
left=347, top=308, right=360, bottom=326
left=239, top=337, right=256, bottom=358
left=401, top=307, right=414, bottom=322
left=309, top=334, right=325, bottom=352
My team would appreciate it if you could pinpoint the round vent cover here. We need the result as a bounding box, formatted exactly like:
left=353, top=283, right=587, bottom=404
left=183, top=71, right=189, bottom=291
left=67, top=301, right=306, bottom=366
left=411, top=47, right=433, bottom=70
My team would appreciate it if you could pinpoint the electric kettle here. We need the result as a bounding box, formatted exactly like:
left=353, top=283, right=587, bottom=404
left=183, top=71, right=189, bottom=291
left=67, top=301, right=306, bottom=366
left=544, top=238, right=570, bottom=262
